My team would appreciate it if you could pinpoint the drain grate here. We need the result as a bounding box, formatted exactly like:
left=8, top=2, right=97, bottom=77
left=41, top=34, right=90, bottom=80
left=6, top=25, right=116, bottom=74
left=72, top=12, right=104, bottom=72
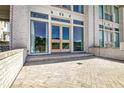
left=77, top=62, right=83, bottom=65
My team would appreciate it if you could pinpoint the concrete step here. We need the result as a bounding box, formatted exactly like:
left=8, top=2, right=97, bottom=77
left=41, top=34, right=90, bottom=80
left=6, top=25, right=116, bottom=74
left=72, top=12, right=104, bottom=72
left=26, top=52, right=93, bottom=62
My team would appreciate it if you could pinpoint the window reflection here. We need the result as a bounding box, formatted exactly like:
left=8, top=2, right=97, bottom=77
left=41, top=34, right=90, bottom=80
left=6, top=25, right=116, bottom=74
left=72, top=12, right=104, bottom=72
left=51, top=17, right=70, bottom=23
left=99, top=5, right=104, bottom=19
left=73, top=20, right=84, bottom=25
left=114, top=6, right=119, bottom=23
left=52, top=25, right=60, bottom=40
left=31, top=12, right=48, bottom=19
left=62, top=27, right=69, bottom=40
left=73, top=26, right=84, bottom=51
left=52, top=43, right=60, bottom=49
left=114, top=33, right=119, bottom=47
left=62, top=43, right=69, bottom=49
left=99, top=30, right=104, bottom=48
left=73, top=5, right=84, bottom=14
left=31, top=20, right=48, bottom=53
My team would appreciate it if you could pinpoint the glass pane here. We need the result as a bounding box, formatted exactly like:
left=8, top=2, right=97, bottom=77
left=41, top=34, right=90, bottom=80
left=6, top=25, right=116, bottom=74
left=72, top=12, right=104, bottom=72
left=52, top=25, right=60, bottom=40
left=73, top=20, right=84, bottom=25
left=52, top=43, right=60, bottom=49
left=115, top=33, right=120, bottom=47
left=99, top=5, right=104, bottom=19
left=73, top=5, right=79, bottom=12
left=110, top=33, right=113, bottom=43
left=99, top=31, right=104, bottom=47
left=105, top=13, right=113, bottom=21
left=51, top=17, right=70, bottom=23
left=99, top=25, right=104, bottom=29
left=62, top=43, right=69, bottom=49
left=105, top=5, right=112, bottom=14
left=73, top=26, right=84, bottom=51
left=31, top=12, right=48, bottom=19
left=62, top=27, right=69, bottom=40
left=0, top=21, right=10, bottom=52
left=104, top=31, right=108, bottom=47
left=115, top=28, right=119, bottom=31
left=73, top=5, right=84, bottom=14
left=114, top=6, right=119, bottom=23
left=31, top=20, right=48, bottom=53
left=61, top=19, right=70, bottom=23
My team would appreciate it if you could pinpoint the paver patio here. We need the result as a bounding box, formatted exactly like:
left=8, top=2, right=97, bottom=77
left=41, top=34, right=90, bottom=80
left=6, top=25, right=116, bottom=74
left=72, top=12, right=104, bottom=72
left=11, top=56, right=124, bottom=88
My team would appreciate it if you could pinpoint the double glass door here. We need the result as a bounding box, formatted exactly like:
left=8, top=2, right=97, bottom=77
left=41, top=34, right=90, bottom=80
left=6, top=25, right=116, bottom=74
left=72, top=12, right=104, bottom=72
left=51, top=24, right=70, bottom=52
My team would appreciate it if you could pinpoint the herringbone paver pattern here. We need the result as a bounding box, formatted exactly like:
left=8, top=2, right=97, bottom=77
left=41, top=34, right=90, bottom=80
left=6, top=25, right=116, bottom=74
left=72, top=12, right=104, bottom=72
left=11, top=57, right=124, bottom=88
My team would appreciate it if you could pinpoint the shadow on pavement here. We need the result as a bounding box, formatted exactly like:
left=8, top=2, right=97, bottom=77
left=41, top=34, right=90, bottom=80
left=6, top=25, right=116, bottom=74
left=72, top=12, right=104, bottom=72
left=24, top=56, right=96, bottom=66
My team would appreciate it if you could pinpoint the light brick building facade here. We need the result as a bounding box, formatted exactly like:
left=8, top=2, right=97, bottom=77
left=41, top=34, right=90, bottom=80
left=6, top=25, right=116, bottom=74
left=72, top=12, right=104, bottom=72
left=1, top=5, right=124, bottom=58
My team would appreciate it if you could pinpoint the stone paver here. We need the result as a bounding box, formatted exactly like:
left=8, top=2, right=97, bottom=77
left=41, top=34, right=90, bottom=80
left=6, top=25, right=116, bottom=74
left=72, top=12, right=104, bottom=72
left=11, top=57, right=124, bottom=88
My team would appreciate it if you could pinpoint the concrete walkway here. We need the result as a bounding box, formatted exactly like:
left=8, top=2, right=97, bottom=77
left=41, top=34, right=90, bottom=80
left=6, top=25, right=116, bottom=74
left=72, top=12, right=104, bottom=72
left=11, top=56, right=124, bottom=88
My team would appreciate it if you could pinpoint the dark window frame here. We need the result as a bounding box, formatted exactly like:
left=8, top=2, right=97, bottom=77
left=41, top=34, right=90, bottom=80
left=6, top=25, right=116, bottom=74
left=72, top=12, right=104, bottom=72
left=51, top=17, right=70, bottom=23
left=73, top=20, right=84, bottom=25
left=31, top=12, right=48, bottom=19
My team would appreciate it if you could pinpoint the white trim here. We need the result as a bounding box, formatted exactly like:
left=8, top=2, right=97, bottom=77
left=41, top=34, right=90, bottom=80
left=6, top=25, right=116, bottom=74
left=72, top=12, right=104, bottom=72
left=30, top=17, right=49, bottom=22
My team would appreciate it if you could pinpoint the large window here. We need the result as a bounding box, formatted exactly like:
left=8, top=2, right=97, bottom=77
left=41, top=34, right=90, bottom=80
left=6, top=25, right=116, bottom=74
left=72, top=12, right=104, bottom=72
left=99, top=29, right=114, bottom=48
left=114, top=6, right=119, bottom=23
left=99, top=30, right=104, bottom=47
left=73, top=5, right=84, bottom=14
left=31, top=20, right=48, bottom=53
left=114, top=33, right=120, bottom=48
left=52, top=25, right=60, bottom=40
left=73, top=26, right=84, bottom=51
left=51, top=25, right=70, bottom=51
left=104, top=6, right=113, bottom=21
left=99, top=30, right=120, bottom=48
left=99, top=5, right=113, bottom=21
left=104, top=31, right=113, bottom=47
left=105, top=5, right=112, bottom=14
left=99, top=5, right=104, bottom=19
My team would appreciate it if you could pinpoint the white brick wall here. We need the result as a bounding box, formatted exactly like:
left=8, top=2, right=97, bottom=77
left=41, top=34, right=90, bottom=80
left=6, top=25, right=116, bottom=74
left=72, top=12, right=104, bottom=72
left=11, top=5, right=89, bottom=54
left=11, top=6, right=29, bottom=50
left=0, top=49, right=27, bottom=88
